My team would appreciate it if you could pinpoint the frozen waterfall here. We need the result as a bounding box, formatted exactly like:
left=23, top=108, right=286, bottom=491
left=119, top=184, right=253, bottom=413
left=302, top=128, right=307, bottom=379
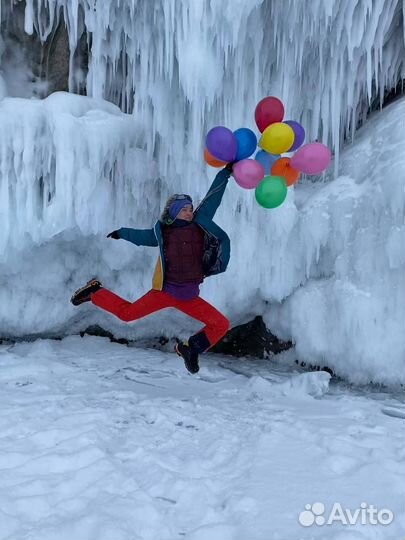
left=0, top=0, right=404, bottom=385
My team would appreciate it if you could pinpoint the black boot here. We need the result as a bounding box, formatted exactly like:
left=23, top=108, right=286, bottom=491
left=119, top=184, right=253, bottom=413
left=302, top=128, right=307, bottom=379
left=175, top=342, right=200, bottom=374
left=175, top=332, right=211, bottom=374
left=70, top=278, right=102, bottom=306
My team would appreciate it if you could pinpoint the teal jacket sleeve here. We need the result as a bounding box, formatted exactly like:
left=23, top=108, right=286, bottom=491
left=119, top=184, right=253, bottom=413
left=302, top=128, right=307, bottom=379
left=194, top=168, right=231, bottom=221
left=118, top=227, right=158, bottom=247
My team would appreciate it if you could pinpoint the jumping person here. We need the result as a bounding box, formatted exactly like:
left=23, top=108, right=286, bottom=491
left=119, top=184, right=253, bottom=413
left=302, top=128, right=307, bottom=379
left=70, top=163, right=234, bottom=374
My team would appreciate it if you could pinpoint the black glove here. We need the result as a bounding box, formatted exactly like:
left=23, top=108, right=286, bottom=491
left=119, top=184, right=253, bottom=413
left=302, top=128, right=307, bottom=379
left=225, top=161, right=236, bottom=173
left=107, top=230, right=120, bottom=240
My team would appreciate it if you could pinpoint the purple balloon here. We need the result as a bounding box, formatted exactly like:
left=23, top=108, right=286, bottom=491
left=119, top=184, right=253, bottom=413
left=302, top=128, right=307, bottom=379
left=284, top=120, right=305, bottom=152
left=206, top=126, right=237, bottom=162
left=290, top=143, right=332, bottom=174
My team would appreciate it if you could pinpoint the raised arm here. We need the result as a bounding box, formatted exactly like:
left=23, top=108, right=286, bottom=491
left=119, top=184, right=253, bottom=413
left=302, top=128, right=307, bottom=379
left=107, top=227, right=158, bottom=247
left=194, top=166, right=232, bottom=221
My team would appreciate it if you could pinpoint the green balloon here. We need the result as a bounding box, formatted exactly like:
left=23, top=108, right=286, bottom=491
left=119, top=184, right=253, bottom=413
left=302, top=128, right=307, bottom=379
left=255, top=175, right=287, bottom=209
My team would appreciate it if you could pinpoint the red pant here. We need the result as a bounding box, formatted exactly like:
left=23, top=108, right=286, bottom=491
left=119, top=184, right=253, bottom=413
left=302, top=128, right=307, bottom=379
left=91, top=288, right=230, bottom=348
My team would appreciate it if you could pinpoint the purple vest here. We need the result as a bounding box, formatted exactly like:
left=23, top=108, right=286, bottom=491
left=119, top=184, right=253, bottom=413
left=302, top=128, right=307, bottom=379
left=162, top=223, right=205, bottom=284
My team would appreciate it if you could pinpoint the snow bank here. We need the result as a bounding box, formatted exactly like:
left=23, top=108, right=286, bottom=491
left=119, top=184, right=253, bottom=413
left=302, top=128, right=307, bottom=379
left=246, top=371, right=331, bottom=399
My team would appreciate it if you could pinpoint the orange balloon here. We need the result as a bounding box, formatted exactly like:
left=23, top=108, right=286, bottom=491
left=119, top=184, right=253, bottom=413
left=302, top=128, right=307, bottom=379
left=271, top=157, right=300, bottom=186
left=204, top=148, right=226, bottom=168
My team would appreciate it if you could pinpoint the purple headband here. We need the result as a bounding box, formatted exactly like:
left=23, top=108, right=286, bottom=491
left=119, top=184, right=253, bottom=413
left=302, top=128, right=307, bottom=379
left=169, top=198, right=193, bottom=220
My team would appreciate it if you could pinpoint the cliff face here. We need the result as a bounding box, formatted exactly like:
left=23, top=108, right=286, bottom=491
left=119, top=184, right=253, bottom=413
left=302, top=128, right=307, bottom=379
left=0, top=1, right=88, bottom=98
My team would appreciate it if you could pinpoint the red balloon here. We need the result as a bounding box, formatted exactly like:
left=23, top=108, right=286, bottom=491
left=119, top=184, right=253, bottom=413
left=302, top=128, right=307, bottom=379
left=255, top=97, right=285, bottom=133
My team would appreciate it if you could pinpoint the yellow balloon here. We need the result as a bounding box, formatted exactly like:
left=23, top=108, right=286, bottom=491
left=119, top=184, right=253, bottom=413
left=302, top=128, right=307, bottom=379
left=259, top=122, right=295, bottom=154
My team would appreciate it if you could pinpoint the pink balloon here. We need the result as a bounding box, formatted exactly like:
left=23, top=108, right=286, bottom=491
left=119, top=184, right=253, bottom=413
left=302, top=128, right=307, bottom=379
left=233, top=159, right=265, bottom=189
left=290, top=143, right=332, bottom=175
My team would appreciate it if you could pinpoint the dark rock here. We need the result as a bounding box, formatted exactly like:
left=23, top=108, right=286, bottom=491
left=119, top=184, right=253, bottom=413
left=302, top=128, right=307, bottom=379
left=1, top=3, right=89, bottom=97
left=43, top=17, right=70, bottom=93
left=295, top=359, right=336, bottom=378
left=80, top=325, right=129, bottom=345
left=210, top=316, right=292, bottom=358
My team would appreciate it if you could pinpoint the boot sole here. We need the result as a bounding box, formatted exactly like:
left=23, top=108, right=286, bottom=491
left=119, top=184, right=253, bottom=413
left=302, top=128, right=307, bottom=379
left=71, top=279, right=101, bottom=306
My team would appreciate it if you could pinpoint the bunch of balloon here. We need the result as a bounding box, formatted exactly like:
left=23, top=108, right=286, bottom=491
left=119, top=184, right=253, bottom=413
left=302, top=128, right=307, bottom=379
left=203, top=95, right=332, bottom=210
left=254, top=97, right=300, bottom=209
left=254, top=96, right=331, bottom=209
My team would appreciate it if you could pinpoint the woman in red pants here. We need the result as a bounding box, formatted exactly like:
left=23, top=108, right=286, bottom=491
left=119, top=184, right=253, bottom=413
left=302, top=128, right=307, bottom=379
left=71, top=164, right=234, bottom=374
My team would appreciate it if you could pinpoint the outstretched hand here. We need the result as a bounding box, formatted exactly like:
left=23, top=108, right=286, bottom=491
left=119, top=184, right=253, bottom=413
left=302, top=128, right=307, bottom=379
left=107, top=230, right=120, bottom=240
left=225, top=161, right=236, bottom=173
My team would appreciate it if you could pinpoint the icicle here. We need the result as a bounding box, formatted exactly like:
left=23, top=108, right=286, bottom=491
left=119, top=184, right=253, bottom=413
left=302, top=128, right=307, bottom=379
left=14, top=0, right=403, bottom=175
left=24, top=0, right=34, bottom=35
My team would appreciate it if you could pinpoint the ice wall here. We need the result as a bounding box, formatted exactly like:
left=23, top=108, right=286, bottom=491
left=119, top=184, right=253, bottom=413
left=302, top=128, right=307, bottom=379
left=0, top=93, right=149, bottom=254
left=0, top=1, right=404, bottom=385
left=264, top=98, right=405, bottom=386
left=0, top=94, right=403, bottom=387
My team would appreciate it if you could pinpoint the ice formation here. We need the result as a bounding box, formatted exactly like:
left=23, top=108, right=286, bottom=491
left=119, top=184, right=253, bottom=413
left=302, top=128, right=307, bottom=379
left=264, top=98, right=405, bottom=386
left=17, top=0, right=405, bottom=167
left=0, top=0, right=404, bottom=385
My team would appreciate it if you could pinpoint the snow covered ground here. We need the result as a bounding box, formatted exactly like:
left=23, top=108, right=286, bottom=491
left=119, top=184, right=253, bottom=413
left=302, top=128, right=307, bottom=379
left=0, top=336, right=403, bottom=540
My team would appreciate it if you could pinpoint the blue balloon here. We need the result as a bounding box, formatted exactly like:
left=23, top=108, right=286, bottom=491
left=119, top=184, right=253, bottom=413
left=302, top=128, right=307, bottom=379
left=234, top=128, right=258, bottom=161
left=254, top=150, right=280, bottom=174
